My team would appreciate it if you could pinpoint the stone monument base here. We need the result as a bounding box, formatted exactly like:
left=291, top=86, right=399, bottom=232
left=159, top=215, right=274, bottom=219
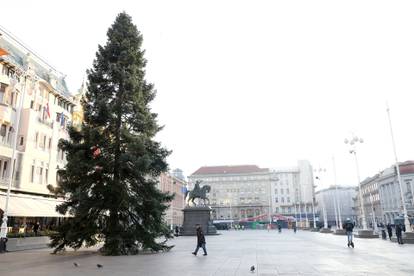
left=319, top=228, right=333, bottom=233
left=181, top=206, right=217, bottom=236
left=354, top=229, right=379, bottom=238
left=334, top=229, right=347, bottom=235
left=310, top=228, right=320, bottom=232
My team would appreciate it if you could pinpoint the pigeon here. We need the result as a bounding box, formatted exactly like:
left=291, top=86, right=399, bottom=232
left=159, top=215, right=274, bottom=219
left=97, top=264, right=103, bottom=268
left=73, top=262, right=79, bottom=267
left=250, top=265, right=255, bottom=273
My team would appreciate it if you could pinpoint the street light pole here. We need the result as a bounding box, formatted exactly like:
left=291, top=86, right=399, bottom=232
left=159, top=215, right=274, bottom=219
left=345, top=136, right=368, bottom=230
left=332, top=156, right=342, bottom=229
left=311, top=193, right=317, bottom=228
left=370, top=193, right=378, bottom=233
left=386, top=104, right=411, bottom=232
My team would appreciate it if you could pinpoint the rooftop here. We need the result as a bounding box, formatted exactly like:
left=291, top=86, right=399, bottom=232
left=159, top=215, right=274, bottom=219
left=191, top=165, right=269, bottom=175
left=0, top=25, right=72, bottom=98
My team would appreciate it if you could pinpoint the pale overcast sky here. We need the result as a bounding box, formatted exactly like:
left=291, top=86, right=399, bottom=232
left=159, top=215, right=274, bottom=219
left=2, top=1, right=414, bottom=189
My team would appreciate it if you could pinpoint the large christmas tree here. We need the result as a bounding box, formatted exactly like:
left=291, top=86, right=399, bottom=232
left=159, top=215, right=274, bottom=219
left=49, top=12, right=174, bottom=255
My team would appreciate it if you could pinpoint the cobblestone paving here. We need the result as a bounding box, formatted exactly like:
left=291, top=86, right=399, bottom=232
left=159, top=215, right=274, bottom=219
left=1, top=229, right=414, bottom=275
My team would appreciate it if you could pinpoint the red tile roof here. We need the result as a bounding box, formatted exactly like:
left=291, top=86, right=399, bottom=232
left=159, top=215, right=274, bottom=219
left=191, top=165, right=269, bottom=175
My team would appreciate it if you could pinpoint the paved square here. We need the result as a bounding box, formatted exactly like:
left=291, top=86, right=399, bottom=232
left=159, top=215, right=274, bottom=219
left=1, top=230, right=414, bottom=275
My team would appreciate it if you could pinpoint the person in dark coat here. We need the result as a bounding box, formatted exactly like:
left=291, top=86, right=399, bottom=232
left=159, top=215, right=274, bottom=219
left=174, top=225, right=179, bottom=237
left=33, top=222, right=40, bottom=236
left=386, top=223, right=393, bottom=240
left=343, top=218, right=355, bottom=248
left=396, top=223, right=404, bottom=244
left=192, top=224, right=207, bottom=256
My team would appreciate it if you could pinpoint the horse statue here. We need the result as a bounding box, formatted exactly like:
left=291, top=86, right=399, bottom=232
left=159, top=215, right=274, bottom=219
left=185, top=180, right=211, bottom=206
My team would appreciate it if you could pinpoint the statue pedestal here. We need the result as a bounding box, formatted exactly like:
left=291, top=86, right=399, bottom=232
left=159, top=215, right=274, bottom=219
left=181, top=206, right=217, bottom=236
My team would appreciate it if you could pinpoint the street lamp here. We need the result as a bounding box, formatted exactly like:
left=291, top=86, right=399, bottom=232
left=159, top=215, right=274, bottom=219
left=332, top=156, right=343, bottom=230
left=345, top=135, right=368, bottom=230
left=386, top=105, right=412, bottom=233
left=314, top=168, right=332, bottom=233
left=370, top=193, right=378, bottom=233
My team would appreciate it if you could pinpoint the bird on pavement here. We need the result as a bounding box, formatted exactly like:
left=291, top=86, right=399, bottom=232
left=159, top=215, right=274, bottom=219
left=250, top=265, right=255, bottom=273
left=97, top=264, right=103, bottom=268
left=73, top=262, right=79, bottom=267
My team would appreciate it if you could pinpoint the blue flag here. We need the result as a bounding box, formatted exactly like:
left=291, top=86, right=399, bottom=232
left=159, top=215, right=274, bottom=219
left=181, top=186, right=187, bottom=194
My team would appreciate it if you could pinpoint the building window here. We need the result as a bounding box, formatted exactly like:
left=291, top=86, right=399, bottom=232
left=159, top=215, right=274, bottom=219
left=287, top=197, right=290, bottom=203
left=19, top=136, right=24, bottom=146
left=281, top=197, right=285, bottom=203
left=281, top=189, right=284, bottom=194
left=45, top=168, right=48, bottom=184
left=48, top=138, right=52, bottom=149
left=35, top=132, right=39, bottom=147
left=0, top=83, right=7, bottom=103
left=275, top=188, right=278, bottom=194
left=2, top=161, right=7, bottom=178
left=31, top=164, right=35, bottom=183
left=275, top=197, right=278, bottom=203
left=38, top=167, right=43, bottom=184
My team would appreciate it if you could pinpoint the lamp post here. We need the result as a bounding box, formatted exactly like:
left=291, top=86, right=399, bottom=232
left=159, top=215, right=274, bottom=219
left=386, top=105, right=412, bottom=233
left=370, top=193, right=378, bottom=233
left=332, top=156, right=342, bottom=229
left=269, top=175, right=279, bottom=228
left=311, top=191, right=317, bottom=229
left=345, top=135, right=368, bottom=230
left=314, top=168, right=332, bottom=233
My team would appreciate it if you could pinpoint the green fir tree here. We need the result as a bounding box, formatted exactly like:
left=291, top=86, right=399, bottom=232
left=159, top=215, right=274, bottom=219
left=49, top=12, right=174, bottom=255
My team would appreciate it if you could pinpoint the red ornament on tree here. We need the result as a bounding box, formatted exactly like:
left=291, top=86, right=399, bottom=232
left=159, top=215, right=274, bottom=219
left=91, top=146, right=101, bottom=159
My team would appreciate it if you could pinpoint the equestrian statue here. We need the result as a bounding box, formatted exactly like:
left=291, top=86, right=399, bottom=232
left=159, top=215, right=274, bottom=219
left=185, top=180, right=211, bottom=206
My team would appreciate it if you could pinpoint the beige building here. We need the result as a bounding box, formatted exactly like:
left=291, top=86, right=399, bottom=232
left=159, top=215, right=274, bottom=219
left=0, top=27, right=77, bottom=230
left=158, top=171, right=186, bottom=227
left=189, top=165, right=271, bottom=221
left=189, top=162, right=315, bottom=225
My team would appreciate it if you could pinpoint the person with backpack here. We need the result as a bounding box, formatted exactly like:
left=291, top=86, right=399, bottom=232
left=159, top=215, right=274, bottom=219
left=343, top=218, right=355, bottom=248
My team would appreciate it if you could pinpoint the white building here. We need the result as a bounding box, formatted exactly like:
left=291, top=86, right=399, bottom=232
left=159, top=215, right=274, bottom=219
left=189, top=160, right=315, bottom=226
left=270, top=160, right=315, bottom=226
left=0, top=26, right=77, bottom=232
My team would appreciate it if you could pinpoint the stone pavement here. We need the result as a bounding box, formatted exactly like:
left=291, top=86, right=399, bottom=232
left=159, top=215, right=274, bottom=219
left=1, top=229, right=414, bottom=276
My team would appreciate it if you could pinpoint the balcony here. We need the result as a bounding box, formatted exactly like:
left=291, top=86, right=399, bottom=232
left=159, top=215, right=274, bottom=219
left=0, top=103, right=15, bottom=124
left=37, top=117, right=53, bottom=128
left=0, top=177, right=17, bottom=188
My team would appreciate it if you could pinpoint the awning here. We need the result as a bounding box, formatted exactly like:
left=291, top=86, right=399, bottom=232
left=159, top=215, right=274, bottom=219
left=0, top=192, right=70, bottom=217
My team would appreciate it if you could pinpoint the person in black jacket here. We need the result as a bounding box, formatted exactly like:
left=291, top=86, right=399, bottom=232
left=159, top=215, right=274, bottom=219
left=396, top=223, right=404, bottom=244
left=343, top=218, right=355, bottom=248
left=192, top=224, right=207, bottom=256
left=386, top=223, right=393, bottom=240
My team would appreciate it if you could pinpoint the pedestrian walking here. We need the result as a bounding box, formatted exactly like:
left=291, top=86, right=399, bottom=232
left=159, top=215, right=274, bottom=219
left=192, top=224, right=207, bottom=256
left=174, top=225, right=179, bottom=237
left=386, top=223, right=393, bottom=240
left=33, top=221, right=40, bottom=236
left=293, top=223, right=297, bottom=233
left=396, top=223, right=404, bottom=245
left=343, top=218, right=355, bottom=248
left=277, top=223, right=282, bottom=233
